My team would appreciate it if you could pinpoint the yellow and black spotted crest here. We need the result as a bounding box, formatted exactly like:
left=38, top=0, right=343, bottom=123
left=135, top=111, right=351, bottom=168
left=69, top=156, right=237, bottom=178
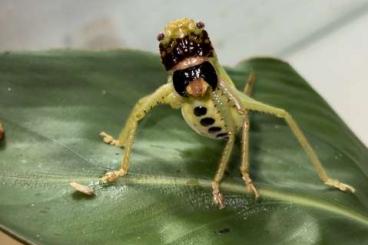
left=158, top=18, right=214, bottom=70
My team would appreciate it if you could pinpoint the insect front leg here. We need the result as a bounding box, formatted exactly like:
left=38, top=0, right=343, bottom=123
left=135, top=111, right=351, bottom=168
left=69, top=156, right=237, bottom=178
left=99, top=96, right=154, bottom=148
left=70, top=84, right=180, bottom=195
left=101, top=83, right=179, bottom=184
left=243, top=98, right=355, bottom=193
left=100, top=104, right=141, bottom=183
left=212, top=132, right=235, bottom=209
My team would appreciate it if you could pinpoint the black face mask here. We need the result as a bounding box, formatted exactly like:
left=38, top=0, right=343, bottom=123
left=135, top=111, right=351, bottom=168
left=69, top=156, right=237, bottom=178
left=172, top=61, right=218, bottom=97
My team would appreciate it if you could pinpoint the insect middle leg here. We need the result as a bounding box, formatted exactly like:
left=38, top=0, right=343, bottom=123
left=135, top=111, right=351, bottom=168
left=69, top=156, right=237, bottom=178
left=240, top=113, right=260, bottom=199
left=212, top=132, right=235, bottom=209
left=239, top=72, right=260, bottom=198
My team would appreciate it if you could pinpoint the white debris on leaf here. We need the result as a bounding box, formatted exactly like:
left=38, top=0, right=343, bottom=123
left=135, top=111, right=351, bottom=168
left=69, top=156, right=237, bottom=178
left=70, top=181, right=95, bottom=195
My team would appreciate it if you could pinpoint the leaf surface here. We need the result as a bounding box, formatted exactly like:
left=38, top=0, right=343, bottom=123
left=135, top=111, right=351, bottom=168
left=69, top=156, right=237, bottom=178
left=0, top=50, right=367, bottom=245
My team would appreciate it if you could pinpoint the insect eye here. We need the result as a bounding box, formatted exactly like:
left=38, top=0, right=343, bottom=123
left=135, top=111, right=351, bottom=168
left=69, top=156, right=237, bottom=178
left=196, top=21, right=205, bottom=29
left=172, top=62, right=217, bottom=97
left=157, top=32, right=165, bottom=41
left=173, top=70, right=190, bottom=97
left=200, top=62, right=217, bottom=90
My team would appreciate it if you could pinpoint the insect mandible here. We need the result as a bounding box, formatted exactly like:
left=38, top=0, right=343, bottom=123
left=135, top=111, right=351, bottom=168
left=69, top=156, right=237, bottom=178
left=71, top=18, right=355, bottom=208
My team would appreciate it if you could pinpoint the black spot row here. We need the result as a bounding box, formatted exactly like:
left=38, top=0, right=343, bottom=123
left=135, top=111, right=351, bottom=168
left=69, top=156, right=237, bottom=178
left=194, top=106, right=228, bottom=139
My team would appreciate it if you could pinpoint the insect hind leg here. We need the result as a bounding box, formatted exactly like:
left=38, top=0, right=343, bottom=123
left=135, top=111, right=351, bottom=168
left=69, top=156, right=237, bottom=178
left=243, top=72, right=256, bottom=96
left=242, top=98, right=355, bottom=193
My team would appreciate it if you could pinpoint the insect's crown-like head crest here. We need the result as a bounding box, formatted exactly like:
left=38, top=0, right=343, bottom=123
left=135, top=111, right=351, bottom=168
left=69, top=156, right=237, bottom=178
left=158, top=18, right=214, bottom=70
left=157, top=18, right=203, bottom=43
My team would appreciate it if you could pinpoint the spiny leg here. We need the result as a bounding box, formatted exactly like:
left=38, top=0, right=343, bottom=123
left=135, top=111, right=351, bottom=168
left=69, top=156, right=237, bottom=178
left=240, top=72, right=260, bottom=198
left=244, top=99, right=355, bottom=193
left=70, top=84, right=177, bottom=194
left=212, top=132, right=235, bottom=209
left=70, top=111, right=141, bottom=193
left=98, top=117, right=140, bottom=181
left=101, top=121, right=138, bottom=183
left=240, top=114, right=260, bottom=199
left=101, top=84, right=176, bottom=184
left=99, top=98, right=149, bottom=150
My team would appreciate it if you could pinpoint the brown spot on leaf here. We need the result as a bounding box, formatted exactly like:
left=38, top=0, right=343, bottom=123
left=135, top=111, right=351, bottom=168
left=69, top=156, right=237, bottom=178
left=0, top=123, right=4, bottom=141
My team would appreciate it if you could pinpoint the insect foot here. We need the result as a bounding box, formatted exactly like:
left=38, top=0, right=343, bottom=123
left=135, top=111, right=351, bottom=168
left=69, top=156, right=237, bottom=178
left=212, top=182, right=225, bottom=209
left=99, top=131, right=121, bottom=147
left=242, top=174, right=260, bottom=200
left=325, top=178, right=355, bottom=193
left=101, top=169, right=127, bottom=183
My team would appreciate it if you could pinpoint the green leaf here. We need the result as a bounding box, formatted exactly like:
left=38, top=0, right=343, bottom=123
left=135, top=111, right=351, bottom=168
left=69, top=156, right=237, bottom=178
left=0, top=50, right=367, bottom=245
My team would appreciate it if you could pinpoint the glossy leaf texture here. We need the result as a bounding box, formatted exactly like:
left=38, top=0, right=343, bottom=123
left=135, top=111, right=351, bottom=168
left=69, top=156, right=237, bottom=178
left=0, top=50, right=367, bottom=245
